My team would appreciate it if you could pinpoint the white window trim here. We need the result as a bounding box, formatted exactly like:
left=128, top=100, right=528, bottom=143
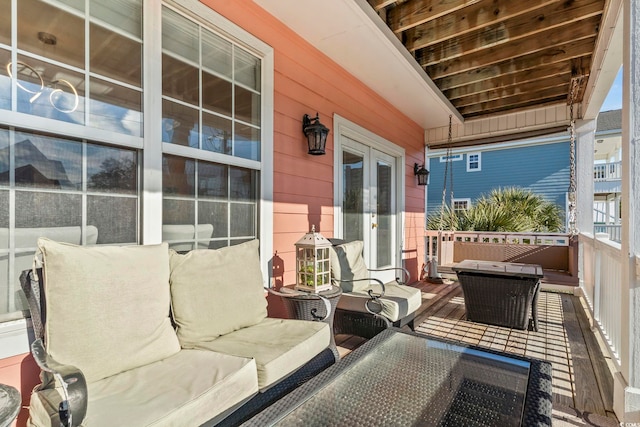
left=453, top=198, right=472, bottom=211
left=439, top=154, right=463, bottom=162
left=467, top=152, right=481, bottom=172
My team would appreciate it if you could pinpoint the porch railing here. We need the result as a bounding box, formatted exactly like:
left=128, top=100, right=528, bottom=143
left=594, top=161, right=622, bottom=181
left=579, top=233, right=623, bottom=368
left=593, top=224, right=622, bottom=243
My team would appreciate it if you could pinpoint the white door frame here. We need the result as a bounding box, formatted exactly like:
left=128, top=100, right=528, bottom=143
left=333, top=114, right=406, bottom=271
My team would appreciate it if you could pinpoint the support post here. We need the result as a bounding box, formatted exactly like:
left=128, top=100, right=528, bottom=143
left=575, top=119, right=596, bottom=236
left=614, top=0, right=640, bottom=421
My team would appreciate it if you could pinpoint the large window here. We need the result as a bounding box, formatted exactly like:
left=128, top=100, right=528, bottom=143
left=160, top=6, right=262, bottom=249
left=0, top=0, right=143, bottom=136
left=0, top=0, right=271, bottom=355
left=0, top=127, right=138, bottom=322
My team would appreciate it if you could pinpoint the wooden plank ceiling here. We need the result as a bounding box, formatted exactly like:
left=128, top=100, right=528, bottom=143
left=366, top=0, right=605, bottom=120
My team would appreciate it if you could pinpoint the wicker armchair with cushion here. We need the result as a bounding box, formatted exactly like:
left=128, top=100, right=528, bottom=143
left=329, top=240, right=422, bottom=339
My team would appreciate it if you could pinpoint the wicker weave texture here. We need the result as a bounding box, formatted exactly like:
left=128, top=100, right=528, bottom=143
left=457, top=272, right=539, bottom=330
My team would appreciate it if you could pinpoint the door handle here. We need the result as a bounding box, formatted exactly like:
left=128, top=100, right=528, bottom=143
left=372, top=223, right=378, bottom=229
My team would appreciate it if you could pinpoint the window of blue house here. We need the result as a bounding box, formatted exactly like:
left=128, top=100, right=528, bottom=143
left=467, top=153, right=481, bottom=172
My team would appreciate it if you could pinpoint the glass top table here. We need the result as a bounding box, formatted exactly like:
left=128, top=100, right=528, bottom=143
left=243, top=328, right=552, bottom=426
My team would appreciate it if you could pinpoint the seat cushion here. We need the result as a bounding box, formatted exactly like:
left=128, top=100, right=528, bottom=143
left=337, top=282, right=422, bottom=322
left=169, top=240, right=268, bottom=346
left=193, top=317, right=330, bottom=390
left=329, top=240, right=369, bottom=292
left=38, top=238, right=180, bottom=383
left=28, top=349, right=258, bottom=427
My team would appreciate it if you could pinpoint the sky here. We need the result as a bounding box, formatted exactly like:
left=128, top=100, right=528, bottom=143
left=600, top=67, right=622, bottom=112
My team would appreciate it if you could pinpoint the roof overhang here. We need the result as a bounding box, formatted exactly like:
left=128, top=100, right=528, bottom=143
left=252, top=0, right=463, bottom=129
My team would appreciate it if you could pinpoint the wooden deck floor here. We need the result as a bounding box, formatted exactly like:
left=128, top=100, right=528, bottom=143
left=335, top=279, right=619, bottom=427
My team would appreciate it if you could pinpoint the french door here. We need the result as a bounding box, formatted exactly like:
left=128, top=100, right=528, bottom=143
left=340, top=137, right=399, bottom=284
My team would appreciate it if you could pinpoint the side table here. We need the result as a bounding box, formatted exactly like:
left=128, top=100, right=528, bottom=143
left=0, top=384, right=20, bottom=427
left=279, top=285, right=342, bottom=361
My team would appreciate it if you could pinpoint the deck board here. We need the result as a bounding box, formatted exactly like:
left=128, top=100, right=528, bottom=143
left=335, top=279, right=618, bottom=426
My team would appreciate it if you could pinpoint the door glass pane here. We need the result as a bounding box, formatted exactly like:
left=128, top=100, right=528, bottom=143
left=343, top=150, right=363, bottom=242
left=376, top=160, right=392, bottom=268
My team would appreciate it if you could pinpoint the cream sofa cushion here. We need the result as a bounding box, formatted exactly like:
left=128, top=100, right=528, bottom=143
left=194, top=317, right=330, bottom=390
left=28, top=349, right=258, bottom=427
left=38, top=238, right=180, bottom=383
left=337, top=282, right=422, bottom=322
left=169, top=239, right=267, bottom=346
left=329, top=240, right=369, bottom=292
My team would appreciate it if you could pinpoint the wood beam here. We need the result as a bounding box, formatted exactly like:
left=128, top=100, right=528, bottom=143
left=406, top=0, right=603, bottom=53
left=443, top=60, right=582, bottom=99
left=458, top=88, right=570, bottom=117
left=419, top=15, right=600, bottom=72
left=425, top=30, right=597, bottom=81
left=387, top=0, right=483, bottom=33
left=435, top=51, right=593, bottom=91
left=452, top=74, right=571, bottom=108
left=368, top=0, right=398, bottom=11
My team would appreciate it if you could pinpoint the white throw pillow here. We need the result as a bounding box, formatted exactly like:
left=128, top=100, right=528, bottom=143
left=39, top=238, right=180, bottom=383
left=169, top=239, right=268, bottom=347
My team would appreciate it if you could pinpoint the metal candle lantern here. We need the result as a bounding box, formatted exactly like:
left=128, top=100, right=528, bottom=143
left=295, top=225, right=333, bottom=293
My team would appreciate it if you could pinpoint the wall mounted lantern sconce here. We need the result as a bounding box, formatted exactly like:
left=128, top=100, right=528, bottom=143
left=414, top=163, right=429, bottom=186
left=302, top=113, right=329, bottom=155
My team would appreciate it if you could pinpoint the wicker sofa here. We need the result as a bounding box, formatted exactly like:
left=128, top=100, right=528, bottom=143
left=21, top=238, right=334, bottom=427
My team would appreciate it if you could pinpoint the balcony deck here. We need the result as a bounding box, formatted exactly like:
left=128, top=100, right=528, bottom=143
left=336, top=279, right=619, bottom=427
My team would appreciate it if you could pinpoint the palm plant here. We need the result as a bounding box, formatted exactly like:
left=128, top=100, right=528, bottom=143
left=427, top=187, right=564, bottom=232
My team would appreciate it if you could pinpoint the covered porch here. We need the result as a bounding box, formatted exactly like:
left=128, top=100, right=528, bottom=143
left=337, top=277, right=619, bottom=426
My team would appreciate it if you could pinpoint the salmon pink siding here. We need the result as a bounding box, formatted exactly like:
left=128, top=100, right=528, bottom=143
left=201, top=0, right=427, bottom=286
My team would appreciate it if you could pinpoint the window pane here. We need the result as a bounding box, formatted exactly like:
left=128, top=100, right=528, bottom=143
left=202, top=113, right=232, bottom=154
left=163, top=198, right=194, bottom=225
left=202, top=29, right=232, bottom=78
left=18, top=0, right=84, bottom=69
left=198, top=201, right=227, bottom=238
left=162, top=7, right=198, bottom=63
left=91, top=0, right=142, bottom=38
left=162, top=100, right=199, bottom=147
left=202, top=71, right=232, bottom=117
left=198, top=162, right=227, bottom=199
left=14, top=132, right=82, bottom=190
left=15, top=55, right=85, bottom=125
left=234, top=123, right=260, bottom=161
left=230, top=203, right=254, bottom=237
left=15, top=191, right=82, bottom=227
left=230, top=168, right=256, bottom=201
left=0, top=0, right=10, bottom=46
left=58, top=0, right=84, bottom=12
left=162, top=54, right=199, bottom=105
left=90, top=23, right=142, bottom=86
left=0, top=49, right=10, bottom=111
left=88, top=196, right=137, bottom=244
left=163, top=155, right=195, bottom=196
left=235, top=86, right=260, bottom=125
left=87, top=145, right=137, bottom=194
left=90, top=77, right=142, bottom=136
left=235, top=48, right=260, bottom=91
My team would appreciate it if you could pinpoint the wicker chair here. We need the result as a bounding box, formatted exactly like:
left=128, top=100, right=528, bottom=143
left=329, top=240, right=422, bottom=339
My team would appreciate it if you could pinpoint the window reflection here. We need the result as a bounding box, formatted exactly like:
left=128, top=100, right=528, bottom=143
left=87, top=145, right=137, bottom=194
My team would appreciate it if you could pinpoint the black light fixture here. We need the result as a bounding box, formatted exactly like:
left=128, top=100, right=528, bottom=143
left=302, top=113, right=329, bottom=155
left=414, top=163, right=429, bottom=186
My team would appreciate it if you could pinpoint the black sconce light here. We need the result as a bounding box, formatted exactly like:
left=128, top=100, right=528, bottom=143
left=302, top=113, right=329, bottom=155
left=414, top=163, right=429, bottom=186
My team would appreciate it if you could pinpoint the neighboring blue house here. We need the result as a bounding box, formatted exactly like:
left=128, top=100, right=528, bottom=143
left=426, top=135, right=570, bottom=225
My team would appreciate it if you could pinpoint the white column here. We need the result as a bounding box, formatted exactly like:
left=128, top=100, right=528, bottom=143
left=575, top=119, right=596, bottom=235
left=615, top=0, right=640, bottom=421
